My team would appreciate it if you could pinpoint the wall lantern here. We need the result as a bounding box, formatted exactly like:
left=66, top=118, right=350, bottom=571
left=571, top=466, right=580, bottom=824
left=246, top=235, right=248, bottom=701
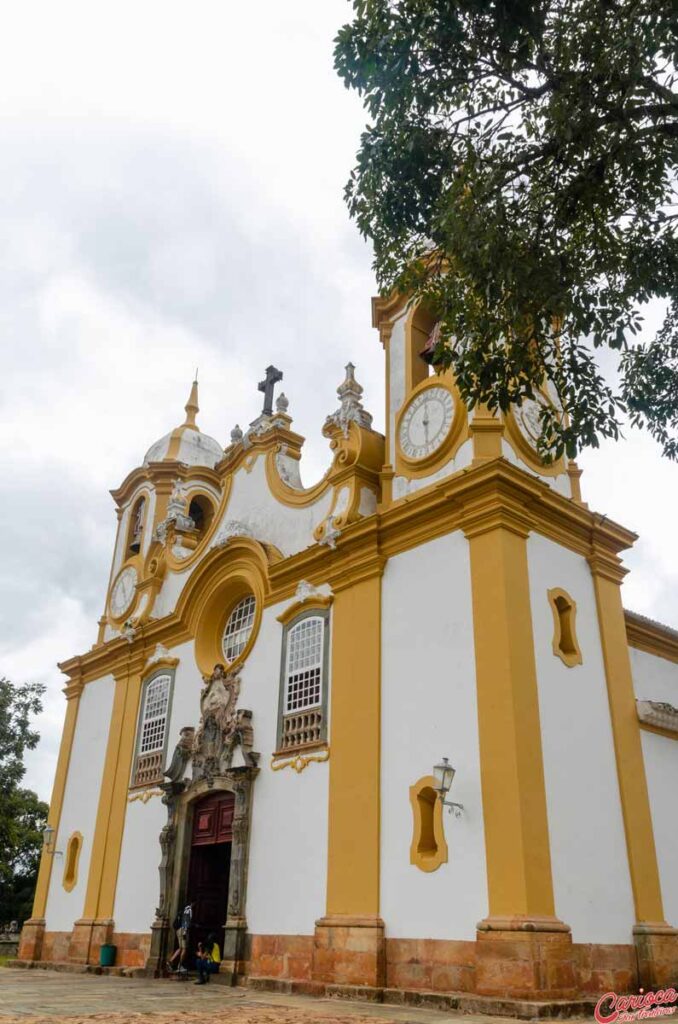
left=433, top=757, right=464, bottom=818
left=42, top=824, right=61, bottom=856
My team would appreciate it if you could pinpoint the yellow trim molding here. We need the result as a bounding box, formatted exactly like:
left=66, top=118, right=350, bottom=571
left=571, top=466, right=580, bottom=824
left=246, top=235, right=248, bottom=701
left=271, top=747, right=330, bottom=773
left=59, top=461, right=640, bottom=694
left=187, top=537, right=273, bottom=676
left=326, top=570, right=382, bottom=918
left=62, top=831, right=83, bottom=893
left=276, top=590, right=333, bottom=626
left=594, top=552, right=671, bottom=929
left=409, top=775, right=448, bottom=873
left=465, top=508, right=560, bottom=925
left=30, top=681, right=82, bottom=919
left=547, top=587, right=583, bottom=668
left=83, top=665, right=144, bottom=921
left=589, top=551, right=668, bottom=926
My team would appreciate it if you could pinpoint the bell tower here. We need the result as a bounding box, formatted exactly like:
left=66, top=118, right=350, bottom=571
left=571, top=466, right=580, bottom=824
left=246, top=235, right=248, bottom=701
left=372, top=293, right=583, bottom=507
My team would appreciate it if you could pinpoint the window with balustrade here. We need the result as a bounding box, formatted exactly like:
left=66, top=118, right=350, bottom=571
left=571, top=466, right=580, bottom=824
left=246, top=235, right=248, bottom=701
left=277, top=609, right=330, bottom=753
left=131, top=670, right=175, bottom=787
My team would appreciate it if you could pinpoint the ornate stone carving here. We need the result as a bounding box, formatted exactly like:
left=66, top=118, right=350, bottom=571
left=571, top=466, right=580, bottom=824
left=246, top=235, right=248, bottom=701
left=154, top=480, right=197, bottom=551
left=191, top=665, right=259, bottom=783
left=294, top=580, right=325, bottom=603
left=146, top=644, right=171, bottom=667
left=637, top=699, right=678, bottom=733
left=324, top=362, right=374, bottom=437
left=230, top=424, right=243, bottom=444
left=163, top=726, right=195, bottom=784
left=209, top=519, right=255, bottom=550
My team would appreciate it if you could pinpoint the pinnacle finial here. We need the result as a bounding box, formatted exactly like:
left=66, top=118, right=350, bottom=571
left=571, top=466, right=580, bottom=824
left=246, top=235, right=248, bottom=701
left=183, top=378, right=200, bottom=429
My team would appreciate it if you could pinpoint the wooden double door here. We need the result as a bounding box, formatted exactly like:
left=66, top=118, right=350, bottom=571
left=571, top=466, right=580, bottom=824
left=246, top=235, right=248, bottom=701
left=185, top=791, right=233, bottom=956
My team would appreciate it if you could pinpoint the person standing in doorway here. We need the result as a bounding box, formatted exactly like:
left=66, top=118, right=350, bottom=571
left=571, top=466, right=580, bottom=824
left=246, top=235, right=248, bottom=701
left=166, top=902, right=193, bottom=974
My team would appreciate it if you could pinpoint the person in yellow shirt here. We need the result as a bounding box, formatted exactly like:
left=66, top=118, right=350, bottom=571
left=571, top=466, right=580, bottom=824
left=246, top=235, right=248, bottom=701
left=195, top=933, right=220, bottom=984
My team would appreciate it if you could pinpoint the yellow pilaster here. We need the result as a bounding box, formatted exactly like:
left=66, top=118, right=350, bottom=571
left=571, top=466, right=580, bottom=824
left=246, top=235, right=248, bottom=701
left=470, top=405, right=504, bottom=465
left=464, top=509, right=557, bottom=923
left=588, top=550, right=667, bottom=925
left=325, top=571, right=382, bottom=917
left=30, top=680, right=83, bottom=919
left=83, top=665, right=143, bottom=922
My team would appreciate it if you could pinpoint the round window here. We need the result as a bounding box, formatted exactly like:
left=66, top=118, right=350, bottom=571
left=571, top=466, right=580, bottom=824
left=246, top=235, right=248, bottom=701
left=222, top=595, right=257, bottom=662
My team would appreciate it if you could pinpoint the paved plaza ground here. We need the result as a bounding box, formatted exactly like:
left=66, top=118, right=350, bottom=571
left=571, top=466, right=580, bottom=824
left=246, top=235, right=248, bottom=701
left=0, top=969, right=562, bottom=1024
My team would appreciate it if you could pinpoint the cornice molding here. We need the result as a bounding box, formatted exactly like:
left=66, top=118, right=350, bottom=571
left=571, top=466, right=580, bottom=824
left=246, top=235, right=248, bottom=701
left=59, top=457, right=642, bottom=688
left=625, top=610, right=678, bottom=665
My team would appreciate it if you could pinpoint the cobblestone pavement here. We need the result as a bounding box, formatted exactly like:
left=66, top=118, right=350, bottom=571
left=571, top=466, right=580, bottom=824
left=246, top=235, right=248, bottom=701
left=0, top=970, right=523, bottom=1024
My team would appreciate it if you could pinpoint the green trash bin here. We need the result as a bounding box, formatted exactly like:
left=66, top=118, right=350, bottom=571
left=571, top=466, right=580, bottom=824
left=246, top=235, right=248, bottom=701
left=100, top=944, right=116, bottom=968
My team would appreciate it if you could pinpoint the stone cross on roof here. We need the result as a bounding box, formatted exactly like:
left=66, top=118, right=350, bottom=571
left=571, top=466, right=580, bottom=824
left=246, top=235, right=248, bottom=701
left=258, top=365, right=283, bottom=416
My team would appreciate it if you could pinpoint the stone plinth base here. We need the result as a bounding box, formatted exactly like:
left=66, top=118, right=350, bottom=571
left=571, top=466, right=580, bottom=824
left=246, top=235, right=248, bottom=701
left=68, top=918, right=114, bottom=965
left=17, top=918, right=45, bottom=962
left=475, top=917, right=577, bottom=1001
left=248, top=934, right=314, bottom=982
left=385, top=937, right=475, bottom=993
left=634, top=923, right=678, bottom=988
left=312, top=915, right=385, bottom=989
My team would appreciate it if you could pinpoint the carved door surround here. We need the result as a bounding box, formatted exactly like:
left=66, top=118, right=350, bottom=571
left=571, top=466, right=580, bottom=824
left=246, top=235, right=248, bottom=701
left=147, top=664, right=260, bottom=980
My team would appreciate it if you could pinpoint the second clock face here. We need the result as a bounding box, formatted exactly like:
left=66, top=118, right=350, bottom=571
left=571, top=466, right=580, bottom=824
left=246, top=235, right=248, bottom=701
left=110, top=566, right=138, bottom=618
left=399, top=386, right=455, bottom=461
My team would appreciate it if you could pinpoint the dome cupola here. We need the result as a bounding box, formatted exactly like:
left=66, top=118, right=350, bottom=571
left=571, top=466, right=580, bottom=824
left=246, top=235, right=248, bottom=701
left=143, top=379, right=223, bottom=469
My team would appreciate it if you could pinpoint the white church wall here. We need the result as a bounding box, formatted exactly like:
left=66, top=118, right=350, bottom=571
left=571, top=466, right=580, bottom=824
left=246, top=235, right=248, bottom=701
left=45, top=674, right=115, bottom=932
left=112, top=641, right=202, bottom=933
left=640, top=730, right=678, bottom=928
left=629, top=646, right=678, bottom=705
left=221, top=457, right=333, bottom=556
left=113, top=797, right=166, bottom=933
left=244, top=604, right=329, bottom=935
left=527, top=533, right=635, bottom=943
left=380, top=532, right=487, bottom=941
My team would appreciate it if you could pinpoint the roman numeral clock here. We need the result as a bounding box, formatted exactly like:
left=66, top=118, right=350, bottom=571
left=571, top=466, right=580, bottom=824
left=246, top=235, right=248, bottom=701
left=395, top=376, right=465, bottom=478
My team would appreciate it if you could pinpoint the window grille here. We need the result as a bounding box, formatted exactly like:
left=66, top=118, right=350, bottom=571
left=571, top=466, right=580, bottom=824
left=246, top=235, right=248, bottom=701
left=132, top=673, right=172, bottom=787
left=285, top=617, right=323, bottom=713
left=222, top=595, right=256, bottom=662
left=278, top=612, right=329, bottom=752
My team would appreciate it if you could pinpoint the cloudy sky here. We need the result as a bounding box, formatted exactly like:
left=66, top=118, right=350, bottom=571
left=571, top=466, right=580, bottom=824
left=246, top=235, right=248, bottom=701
left=1, top=2, right=676, bottom=803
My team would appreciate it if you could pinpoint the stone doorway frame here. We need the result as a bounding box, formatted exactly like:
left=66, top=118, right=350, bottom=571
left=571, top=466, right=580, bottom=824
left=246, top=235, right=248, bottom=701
left=147, top=766, right=258, bottom=979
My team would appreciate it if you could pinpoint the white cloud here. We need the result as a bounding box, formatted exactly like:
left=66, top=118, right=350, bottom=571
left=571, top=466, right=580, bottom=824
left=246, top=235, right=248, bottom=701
left=0, top=1, right=674, bottom=805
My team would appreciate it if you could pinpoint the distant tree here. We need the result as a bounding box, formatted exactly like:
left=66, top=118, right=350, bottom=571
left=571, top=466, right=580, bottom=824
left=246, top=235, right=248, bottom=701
left=335, top=1, right=678, bottom=461
left=0, top=678, right=48, bottom=925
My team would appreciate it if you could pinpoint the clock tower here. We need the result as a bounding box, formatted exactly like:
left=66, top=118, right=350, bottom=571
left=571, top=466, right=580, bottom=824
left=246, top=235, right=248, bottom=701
left=372, top=294, right=583, bottom=507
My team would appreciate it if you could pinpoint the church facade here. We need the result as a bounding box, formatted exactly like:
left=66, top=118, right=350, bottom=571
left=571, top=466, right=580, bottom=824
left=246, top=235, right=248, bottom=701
left=18, top=294, right=678, bottom=1011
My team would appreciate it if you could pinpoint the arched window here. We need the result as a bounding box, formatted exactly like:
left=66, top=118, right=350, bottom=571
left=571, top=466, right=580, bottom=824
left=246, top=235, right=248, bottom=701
left=548, top=588, right=583, bottom=667
left=277, top=610, right=330, bottom=753
left=62, top=831, right=83, bottom=892
left=222, top=595, right=257, bottom=663
left=188, top=495, right=214, bottom=540
left=127, top=496, right=146, bottom=556
left=132, top=671, right=174, bottom=787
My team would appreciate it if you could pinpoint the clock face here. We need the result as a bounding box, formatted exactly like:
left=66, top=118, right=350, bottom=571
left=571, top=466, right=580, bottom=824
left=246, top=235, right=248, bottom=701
left=399, top=386, right=455, bottom=461
left=110, top=566, right=138, bottom=618
left=514, top=392, right=561, bottom=451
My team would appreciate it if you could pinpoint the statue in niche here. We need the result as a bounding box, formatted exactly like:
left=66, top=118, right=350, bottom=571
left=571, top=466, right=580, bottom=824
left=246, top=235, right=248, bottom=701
left=191, top=664, right=259, bottom=782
